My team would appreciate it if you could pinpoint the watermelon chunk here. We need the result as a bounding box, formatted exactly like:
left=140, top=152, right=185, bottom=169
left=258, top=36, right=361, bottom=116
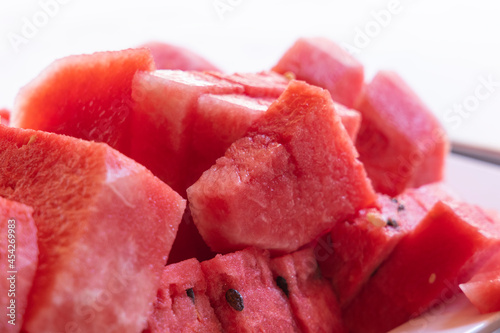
left=207, top=71, right=290, bottom=98
left=272, top=37, right=364, bottom=108
left=187, top=80, right=376, bottom=254
left=270, top=247, right=345, bottom=333
left=0, top=197, right=38, bottom=332
left=145, top=258, right=222, bottom=332
left=460, top=250, right=500, bottom=314
left=141, top=42, right=221, bottom=72
left=343, top=201, right=500, bottom=333
left=0, top=108, right=9, bottom=126
left=130, top=70, right=244, bottom=194
left=333, top=101, right=362, bottom=142
left=355, top=71, right=449, bottom=196
left=12, top=49, right=155, bottom=154
left=406, top=182, right=459, bottom=210
left=317, top=193, right=426, bottom=306
left=201, top=248, right=300, bottom=332
left=0, top=125, right=185, bottom=332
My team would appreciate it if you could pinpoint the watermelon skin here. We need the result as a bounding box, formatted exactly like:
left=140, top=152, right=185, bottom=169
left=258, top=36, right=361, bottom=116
left=355, top=71, right=449, bottom=196
left=317, top=193, right=426, bottom=306
left=0, top=125, right=185, bottom=333
left=130, top=70, right=244, bottom=194
left=0, top=108, right=9, bottom=126
left=141, top=42, right=221, bottom=72
left=343, top=201, right=500, bottom=333
left=270, top=247, right=345, bottom=333
left=146, top=258, right=222, bottom=333
left=0, top=197, right=38, bottom=333
left=272, top=37, right=364, bottom=108
left=201, top=248, right=300, bottom=332
left=187, top=81, right=376, bottom=255
left=460, top=250, right=500, bottom=314
left=12, top=49, right=155, bottom=155
left=207, top=71, right=290, bottom=98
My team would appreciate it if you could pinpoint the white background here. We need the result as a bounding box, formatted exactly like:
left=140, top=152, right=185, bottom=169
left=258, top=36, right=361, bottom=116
left=0, top=0, right=499, bottom=211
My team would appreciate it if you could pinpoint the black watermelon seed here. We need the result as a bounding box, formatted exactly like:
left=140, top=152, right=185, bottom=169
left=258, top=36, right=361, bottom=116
left=225, top=289, right=244, bottom=311
left=276, top=276, right=289, bottom=298
left=391, top=198, right=398, bottom=203
left=397, top=204, right=405, bottom=212
left=186, top=288, right=195, bottom=304
left=386, top=218, right=399, bottom=228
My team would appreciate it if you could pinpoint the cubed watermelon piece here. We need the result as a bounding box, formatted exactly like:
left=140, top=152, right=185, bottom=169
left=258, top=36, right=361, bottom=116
left=12, top=49, right=155, bottom=154
left=343, top=201, right=500, bottom=333
left=187, top=81, right=376, bottom=255
left=207, top=71, right=290, bottom=98
left=0, top=108, right=9, bottom=126
left=270, top=247, right=345, bottom=333
left=407, top=182, right=459, bottom=210
left=333, top=101, right=362, bottom=142
left=317, top=193, right=426, bottom=306
left=0, top=197, right=38, bottom=332
left=141, top=42, right=221, bottom=72
left=201, top=248, right=300, bottom=332
left=130, top=70, right=244, bottom=194
left=355, top=71, right=449, bottom=196
left=272, top=37, right=364, bottom=108
left=145, top=258, right=222, bottom=332
left=0, top=125, right=185, bottom=332
left=460, top=250, right=500, bottom=314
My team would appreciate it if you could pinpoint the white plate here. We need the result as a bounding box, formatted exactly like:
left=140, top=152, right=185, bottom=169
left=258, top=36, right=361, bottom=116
left=391, top=153, right=500, bottom=333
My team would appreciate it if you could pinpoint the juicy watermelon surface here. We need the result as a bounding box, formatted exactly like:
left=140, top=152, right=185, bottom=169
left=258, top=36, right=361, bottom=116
left=201, top=248, right=300, bottom=332
left=207, top=71, right=290, bottom=98
left=0, top=108, right=9, bottom=126
left=0, top=197, right=38, bottom=333
left=145, top=258, right=222, bottom=333
left=0, top=125, right=185, bottom=332
left=12, top=48, right=155, bottom=154
left=188, top=80, right=376, bottom=255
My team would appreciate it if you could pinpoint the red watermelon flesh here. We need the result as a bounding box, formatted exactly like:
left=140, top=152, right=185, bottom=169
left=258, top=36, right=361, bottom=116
left=130, top=70, right=244, bottom=194
left=270, top=247, right=345, bottom=333
left=207, top=71, right=290, bottom=98
left=333, top=101, right=362, bottom=142
left=200, top=248, right=300, bottom=332
left=407, top=182, right=460, bottom=211
left=0, top=197, right=38, bottom=333
left=141, top=42, right=221, bottom=72
left=0, top=108, right=9, bottom=126
left=188, top=94, right=273, bottom=188
left=167, top=207, right=216, bottom=265
left=145, top=258, right=222, bottom=333
left=355, top=71, right=449, bottom=196
left=12, top=48, right=155, bottom=154
left=317, top=193, right=426, bottom=306
left=343, top=201, right=500, bottom=333
left=187, top=80, right=376, bottom=255
left=272, top=37, right=364, bottom=108
left=0, top=125, right=185, bottom=333
left=460, top=250, right=500, bottom=314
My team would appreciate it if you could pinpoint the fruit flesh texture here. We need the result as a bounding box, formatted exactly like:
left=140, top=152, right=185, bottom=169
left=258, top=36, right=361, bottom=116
left=146, top=258, right=222, bottom=333
left=130, top=70, right=244, bottom=194
left=0, top=197, right=38, bottom=333
left=207, top=71, right=290, bottom=98
left=332, top=101, right=362, bottom=142
left=200, top=248, right=300, bottom=332
left=0, top=108, right=9, bottom=125
left=318, top=193, right=426, bottom=306
left=12, top=48, right=155, bottom=155
left=460, top=250, right=500, bottom=314
left=272, top=37, right=364, bottom=108
left=355, top=71, right=449, bottom=196
left=270, top=247, right=345, bottom=333
left=0, top=125, right=185, bottom=333
left=343, top=201, right=500, bottom=333
left=141, top=42, right=221, bottom=72
left=188, top=80, right=376, bottom=255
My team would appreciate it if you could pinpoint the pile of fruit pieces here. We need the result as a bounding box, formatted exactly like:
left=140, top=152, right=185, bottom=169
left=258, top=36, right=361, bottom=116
left=1, top=37, right=500, bottom=333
